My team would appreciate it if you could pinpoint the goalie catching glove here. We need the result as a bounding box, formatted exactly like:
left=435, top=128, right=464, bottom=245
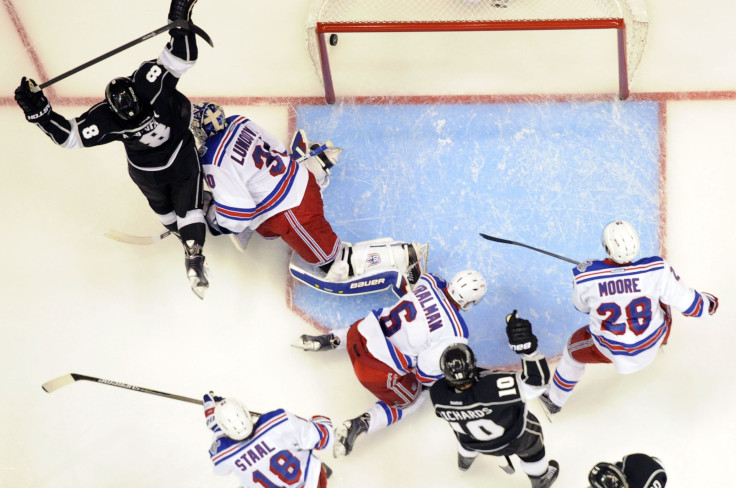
left=15, top=77, right=51, bottom=123
left=505, top=310, right=538, bottom=355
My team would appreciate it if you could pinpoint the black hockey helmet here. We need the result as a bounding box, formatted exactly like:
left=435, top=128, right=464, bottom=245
left=440, top=343, right=477, bottom=388
left=105, top=77, right=151, bottom=124
left=588, top=462, right=629, bottom=488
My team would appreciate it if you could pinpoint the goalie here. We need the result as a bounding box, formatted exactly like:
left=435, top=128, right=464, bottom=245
left=191, top=102, right=427, bottom=296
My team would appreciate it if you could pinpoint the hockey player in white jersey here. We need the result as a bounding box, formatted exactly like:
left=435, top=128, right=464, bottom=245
left=541, top=220, right=719, bottom=414
left=191, top=102, right=427, bottom=296
left=203, top=393, right=333, bottom=488
left=293, top=270, right=487, bottom=457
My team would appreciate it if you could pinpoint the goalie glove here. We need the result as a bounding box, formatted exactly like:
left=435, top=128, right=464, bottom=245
left=505, top=310, right=538, bottom=355
left=14, top=77, right=52, bottom=123
left=702, top=292, right=719, bottom=315
left=203, top=391, right=223, bottom=431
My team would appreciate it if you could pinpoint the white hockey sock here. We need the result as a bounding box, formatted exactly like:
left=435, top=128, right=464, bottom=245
left=548, top=347, right=586, bottom=406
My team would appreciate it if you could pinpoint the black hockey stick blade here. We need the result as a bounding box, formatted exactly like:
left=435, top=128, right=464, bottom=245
left=42, top=373, right=203, bottom=405
left=35, top=20, right=212, bottom=92
left=479, top=233, right=581, bottom=265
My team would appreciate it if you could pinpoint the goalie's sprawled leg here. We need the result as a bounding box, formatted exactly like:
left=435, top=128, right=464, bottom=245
left=290, top=238, right=429, bottom=297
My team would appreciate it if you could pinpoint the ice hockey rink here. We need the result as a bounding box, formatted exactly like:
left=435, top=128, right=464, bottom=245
left=1, top=0, right=735, bottom=487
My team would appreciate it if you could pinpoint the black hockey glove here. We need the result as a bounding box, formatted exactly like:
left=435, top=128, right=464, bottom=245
left=505, top=310, right=538, bottom=354
left=14, top=77, right=51, bottom=123
left=168, top=0, right=197, bottom=23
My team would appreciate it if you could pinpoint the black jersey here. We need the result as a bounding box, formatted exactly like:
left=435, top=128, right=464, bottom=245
left=430, top=369, right=529, bottom=453
left=430, top=352, right=549, bottom=453
left=37, top=33, right=198, bottom=171
left=621, top=453, right=667, bottom=488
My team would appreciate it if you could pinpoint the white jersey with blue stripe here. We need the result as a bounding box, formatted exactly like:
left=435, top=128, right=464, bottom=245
left=208, top=409, right=332, bottom=488
left=572, top=256, right=710, bottom=373
left=200, top=116, right=308, bottom=234
left=357, top=273, right=470, bottom=385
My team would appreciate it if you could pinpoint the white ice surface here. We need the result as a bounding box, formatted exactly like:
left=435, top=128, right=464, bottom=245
left=1, top=1, right=735, bottom=487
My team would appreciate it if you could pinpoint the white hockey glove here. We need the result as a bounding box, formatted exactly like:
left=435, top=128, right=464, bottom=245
left=702, top=292, right=719, bottom=315
left=203, top=391, right=223, bottom=431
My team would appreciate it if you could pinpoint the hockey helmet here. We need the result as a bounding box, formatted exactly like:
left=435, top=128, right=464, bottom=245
left=105, top=77, right=151, bottom=124
left=588, top=462, right=629, bottom=488
left=447, top=270, right=487, bottom=311
left=440, top=343, right=477, bottom=388
left=192, top=101, right=227, bottom=144
left=214, top=398, right=253, bottom=441
left=602, top=220, right=640, bottom=264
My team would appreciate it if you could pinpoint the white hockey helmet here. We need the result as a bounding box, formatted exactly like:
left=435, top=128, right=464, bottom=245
left=214, top=398, right=253, bottom=441
left=602, top=220, right=640, bottom=264
left=191, top=101, right=227, bottom=144
left=447, top=270, right=487, bottom=311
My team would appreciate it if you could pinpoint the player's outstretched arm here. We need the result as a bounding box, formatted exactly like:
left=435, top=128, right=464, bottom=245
left=15, top=77, right=73, bottom=144
left=505, top=310, right=551, bottom=393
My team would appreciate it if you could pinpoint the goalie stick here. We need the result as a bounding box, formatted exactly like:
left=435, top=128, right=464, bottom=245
left=479, top=233, right=581, bottom=266
left=105, top=144, right=333, bottom=245
left=33, top=20, right=213, bottom=92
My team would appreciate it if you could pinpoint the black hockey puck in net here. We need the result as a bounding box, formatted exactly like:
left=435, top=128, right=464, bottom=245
left=329, top=34, right=338, bottom=46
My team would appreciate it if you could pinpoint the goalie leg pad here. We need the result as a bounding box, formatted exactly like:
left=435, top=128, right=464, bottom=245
left=350, top=239, right=428, bottom=285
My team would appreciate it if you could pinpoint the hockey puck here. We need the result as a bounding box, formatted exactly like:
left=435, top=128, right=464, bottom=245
left=329, top=34, right=338, bottom=46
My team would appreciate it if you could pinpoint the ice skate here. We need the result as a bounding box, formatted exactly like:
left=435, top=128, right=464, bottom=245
left=184, top=240, right=209, bottom=300
left=539, top=392, right=561, bottom=416
left=458, top=453, right=476, bottom=471
left=334, top=413, right=370, bottom=457
left=530, top=460, right=559, bottom=488
left=292, top=333, right=340, bottom=351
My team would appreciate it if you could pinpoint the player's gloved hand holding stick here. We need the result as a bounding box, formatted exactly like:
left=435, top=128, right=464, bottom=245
left=203, top=391, right=224, bottom=432
left=14, top=77, right=51, bottom=123
left=505, top=310, right=538, bottom=355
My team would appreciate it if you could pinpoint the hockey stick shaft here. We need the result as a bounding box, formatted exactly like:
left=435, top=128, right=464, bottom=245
left=34, top=21, right=213, bottom=92
left=479, top=233, right=581, bottom=265
left=42, top=373, right=203, bottom=405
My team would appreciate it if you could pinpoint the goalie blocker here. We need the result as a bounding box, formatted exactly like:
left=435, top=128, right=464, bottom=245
left=289, top=238, right=428, bottom=297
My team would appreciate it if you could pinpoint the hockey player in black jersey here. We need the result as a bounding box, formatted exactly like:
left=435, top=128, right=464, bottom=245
left=588, top=453, right=667, bottom=488
left=14, top=0, right=209, bottom=299
left=429, top=311, right=559, bottom=488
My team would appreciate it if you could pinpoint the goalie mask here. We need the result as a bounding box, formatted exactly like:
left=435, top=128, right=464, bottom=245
left=447, top=270, right=487, bottom=311
left=588, top=462, right=629, bottom=488
left=214, top=398, right=253, bottom=441
left=602, top=220, right=640, bottom=264
left=192, top=101, right=227, bottom=145
left=440, top=343, right=477, bottom=388
left=105, top=77, right=152, bottom=125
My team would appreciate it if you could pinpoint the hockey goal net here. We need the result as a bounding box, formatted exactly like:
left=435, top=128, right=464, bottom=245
left=306, top=0, right=648, bottom=103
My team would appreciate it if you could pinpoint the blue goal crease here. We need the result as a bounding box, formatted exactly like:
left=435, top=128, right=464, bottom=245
left=289, top=100, right=661, bottom=369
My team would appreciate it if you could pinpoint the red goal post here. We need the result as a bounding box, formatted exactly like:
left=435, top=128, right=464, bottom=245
left=306, top=0, right=648, bottom=103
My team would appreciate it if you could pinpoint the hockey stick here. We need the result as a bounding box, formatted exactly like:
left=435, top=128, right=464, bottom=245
left=104, top=144, right=334, bottom=245
left=104, top=228, right=174, bottom=245
left=500, top=455, right=515, bottom=474
left=33, top=20, right=213, bottom=92
left=479, top=233, right=581, bottom=266
left=42, top=373, right=203, bottom=405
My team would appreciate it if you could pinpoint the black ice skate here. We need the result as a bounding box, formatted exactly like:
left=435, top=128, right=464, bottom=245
left=334, top=413, right=370, bottom=457
left=539, top=392, right=562, bottom=416
left=530, top=460, right=559, bottom=488
left=292, top=333, right=340, bottom=352
left=184, top=240, right=209, bottom=300
left=458, top=453, right=476, bottom=471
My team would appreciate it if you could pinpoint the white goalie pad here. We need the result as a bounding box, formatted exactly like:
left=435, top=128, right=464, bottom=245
left=289, top=238, right=429, bottom=297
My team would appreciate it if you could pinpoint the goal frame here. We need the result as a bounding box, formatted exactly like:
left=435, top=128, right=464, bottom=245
left=313, top=18, right=630, bottom=104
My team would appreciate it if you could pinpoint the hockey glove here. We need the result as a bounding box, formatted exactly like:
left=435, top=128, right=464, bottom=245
left=203, top=391, right=223, bottom=431
left=168, top=0, right=197, bottom=23
left=702, top=292, right=719, bottom=315
left=505, top=310, right=538, bottom=354
left=15, top=77, right=51, bottom=123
